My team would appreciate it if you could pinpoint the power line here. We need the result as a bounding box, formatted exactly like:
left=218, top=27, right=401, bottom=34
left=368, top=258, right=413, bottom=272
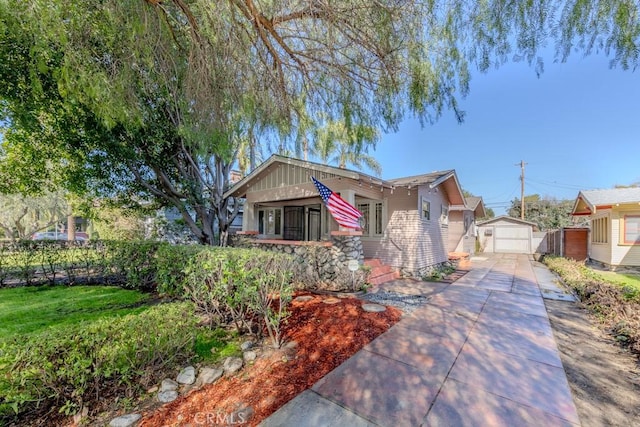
left=525, top=177, right=585, bottom=191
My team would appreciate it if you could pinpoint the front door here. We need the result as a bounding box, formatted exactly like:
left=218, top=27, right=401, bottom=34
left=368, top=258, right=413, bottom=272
left=283, top=206, right=304, bottom=240
left=308, top=207, right=321, bottom=241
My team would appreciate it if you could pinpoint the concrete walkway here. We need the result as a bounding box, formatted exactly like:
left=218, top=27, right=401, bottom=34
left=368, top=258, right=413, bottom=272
left=261, top=254, right=580, bottom=427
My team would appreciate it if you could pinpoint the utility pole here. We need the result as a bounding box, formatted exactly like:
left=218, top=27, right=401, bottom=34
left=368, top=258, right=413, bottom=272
left=520, top=160, right=525, bottom=220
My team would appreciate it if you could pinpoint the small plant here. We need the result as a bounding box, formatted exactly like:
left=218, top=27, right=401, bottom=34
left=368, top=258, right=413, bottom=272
left=194, top=328, right=241, bottom=362
left=422, top=264, right=455, bottom=282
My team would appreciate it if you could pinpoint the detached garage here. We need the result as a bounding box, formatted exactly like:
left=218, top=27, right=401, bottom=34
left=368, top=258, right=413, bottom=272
left=477, top=216, right=537, bottom=254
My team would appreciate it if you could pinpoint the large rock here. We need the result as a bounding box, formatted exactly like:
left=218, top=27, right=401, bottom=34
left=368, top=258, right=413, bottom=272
left=223, top=357, right=244, bottom=376
left=109, top=413, right=141, bottom=427
left=176, top=366, right=196, bottom=385
left=362, top=303, right=386, bottom=313
left=243, top=350, right=257, bottom=362
left=158, top=390, right=178, bottom=403
left=240, top=340, right=254, bottom=351
left=195, top=367, right=224, bottom=387
left=160, top=379, right=179, bottom=392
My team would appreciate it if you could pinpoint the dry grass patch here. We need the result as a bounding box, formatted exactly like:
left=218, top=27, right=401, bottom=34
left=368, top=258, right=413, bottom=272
left=544, top=257, right=640, bottom=354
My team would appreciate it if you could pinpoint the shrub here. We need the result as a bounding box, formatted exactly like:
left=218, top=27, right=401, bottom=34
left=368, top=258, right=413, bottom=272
left=183, top=248, right=294, bottom=347
left=0, top=302, right=196, bottom=419
left=102, top=240, right=164, bottom=291
left=249, top=253, right=294, bottom=348
left=155, top=244, right=206, bottom=297
left=183, top=248, right=257, bottom=332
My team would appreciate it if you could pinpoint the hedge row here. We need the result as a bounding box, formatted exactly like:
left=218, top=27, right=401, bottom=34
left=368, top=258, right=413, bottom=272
left=0, top=302, right=197, bottom=419
left=0, top=240, right=160, bottom=289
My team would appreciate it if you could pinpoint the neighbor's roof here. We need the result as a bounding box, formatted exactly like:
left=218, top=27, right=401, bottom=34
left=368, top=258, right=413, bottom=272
left=450, top=196, right=486, bottom=217
left=572, top=187, right=640, bottom=215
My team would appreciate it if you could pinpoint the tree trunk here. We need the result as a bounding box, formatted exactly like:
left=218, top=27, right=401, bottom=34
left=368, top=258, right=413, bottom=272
left=67, top=214, right=76, bottom=241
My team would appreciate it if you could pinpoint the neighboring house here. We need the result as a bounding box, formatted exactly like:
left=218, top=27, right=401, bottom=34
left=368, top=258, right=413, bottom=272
left=448, top=196, right=486, bottom=254
left=572, top=188, right=640, bottom=270
left=477, top=216, right=538, bottom=254
left=224, top=155, right=465, bottom=276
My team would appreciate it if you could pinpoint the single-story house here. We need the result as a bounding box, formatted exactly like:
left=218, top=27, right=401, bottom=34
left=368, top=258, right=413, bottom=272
left=448, top=196, right=486, bottom=255
left=224, top=155, right=466, bottom=277
left=572, top=187, right=640, bottom=270
left=477, top=216, right=538, bottom=254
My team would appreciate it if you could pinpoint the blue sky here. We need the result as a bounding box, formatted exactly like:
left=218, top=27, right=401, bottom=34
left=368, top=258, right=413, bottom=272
left=373, top=51, right=640, bottom=215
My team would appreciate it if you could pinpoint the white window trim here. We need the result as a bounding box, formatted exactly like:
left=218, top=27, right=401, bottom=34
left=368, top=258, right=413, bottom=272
left=441, top=204, right=449, bottom=225
left=257, top=207, right=283, bottom=237
left=357, top=198, right=386, bottom=238
left=420, top=196, right=431, bottom=221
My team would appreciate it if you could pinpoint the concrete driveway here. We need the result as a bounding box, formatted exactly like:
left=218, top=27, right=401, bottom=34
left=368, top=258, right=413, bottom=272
left=261, top=254, right=580, bottom=427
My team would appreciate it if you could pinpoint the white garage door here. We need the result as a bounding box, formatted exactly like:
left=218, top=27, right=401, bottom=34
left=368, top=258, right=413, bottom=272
left=494, top=226, right=531, bottom=253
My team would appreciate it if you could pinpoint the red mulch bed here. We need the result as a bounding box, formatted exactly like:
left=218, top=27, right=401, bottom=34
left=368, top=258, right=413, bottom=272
left=139, top=292, right=402, bottom=427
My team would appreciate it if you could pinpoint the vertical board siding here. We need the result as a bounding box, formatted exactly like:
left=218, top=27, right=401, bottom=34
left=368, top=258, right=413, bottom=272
left=247, top=164, right=339, bottom=193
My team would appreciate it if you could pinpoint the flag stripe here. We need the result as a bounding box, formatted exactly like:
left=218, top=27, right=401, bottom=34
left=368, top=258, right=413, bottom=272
left=311, top=176, right=362, bottom=230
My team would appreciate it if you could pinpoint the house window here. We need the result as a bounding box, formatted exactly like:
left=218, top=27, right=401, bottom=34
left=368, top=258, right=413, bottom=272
left=375, top=202, right=383, bottom=235
left=441, top=204, right=449, bottom=225
left=258, top=208, right=282, bottom=236
left=356, top=200, right=384, bottom=237
left=421, top=197, right=430, bottom=220
left=357, top=203, right=370, bottom=235
left=591, top=217, right=608, bottom=244
left=624, top=215, right=640, bottom=244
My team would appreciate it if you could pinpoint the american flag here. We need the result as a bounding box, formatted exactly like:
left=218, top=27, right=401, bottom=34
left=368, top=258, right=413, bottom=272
left=312, top=176, right=363, bottom=230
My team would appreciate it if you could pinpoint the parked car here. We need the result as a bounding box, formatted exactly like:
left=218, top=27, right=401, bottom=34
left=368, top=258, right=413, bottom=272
left=31, top=231, right=89, bottom=241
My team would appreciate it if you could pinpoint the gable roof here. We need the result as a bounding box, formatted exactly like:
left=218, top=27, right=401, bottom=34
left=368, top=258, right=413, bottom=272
left=224, top=154, right=386, bottom=199
left=225, top=155, right=465, bottom=205
left=477, top=215, right=538, bottom=228
left=387, top=170, right=465, bottom=205
left=572, top=187, right=640, bottom=215
left=387, top=170, right=454, bottom=187
left=450, top=196, right=487, bottom=217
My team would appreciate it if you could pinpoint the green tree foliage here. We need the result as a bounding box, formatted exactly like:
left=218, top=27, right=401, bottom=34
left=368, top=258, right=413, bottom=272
left=0, top=0, right=638, bottom=244
left=313, top=119, right=382, bottom=176
left=508, top=194, right=575, bottom=230
left=483, top=207, right=496, bottom=219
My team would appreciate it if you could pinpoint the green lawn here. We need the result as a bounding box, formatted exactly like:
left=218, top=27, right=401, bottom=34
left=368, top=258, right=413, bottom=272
left=590, top=269, right=640, bottom=292
left=0, top=285, right=152, bottom=340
